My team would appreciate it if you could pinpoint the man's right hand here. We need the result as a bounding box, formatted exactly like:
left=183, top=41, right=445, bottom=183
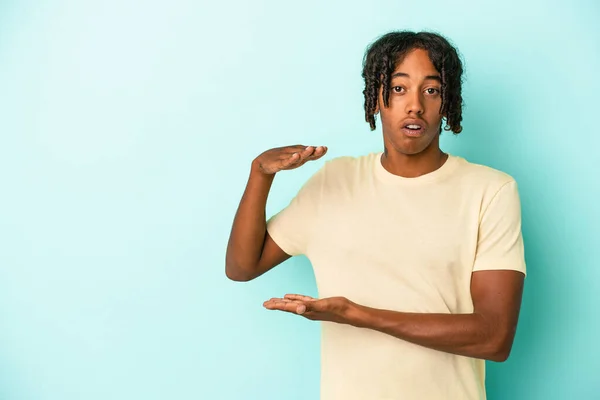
left=226, top=145, right=327, bottom=281
left=252, top=145, right=328, bottom=175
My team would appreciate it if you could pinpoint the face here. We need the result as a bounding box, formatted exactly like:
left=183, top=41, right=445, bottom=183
left=377, top=48, right=444, bottom=156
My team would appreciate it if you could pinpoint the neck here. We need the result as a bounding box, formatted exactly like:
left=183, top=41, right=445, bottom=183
left=381, top=143, right=448, bottom=178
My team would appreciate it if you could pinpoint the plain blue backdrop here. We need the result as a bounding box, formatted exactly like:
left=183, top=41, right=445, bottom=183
left=1, top=0, right=599, bottom=399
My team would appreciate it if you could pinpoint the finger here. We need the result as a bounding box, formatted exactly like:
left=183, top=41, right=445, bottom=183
left=294, top=148, right=314, bottom=164
left=279, top=300, right=308, bottom=314
left=280, top=145, right=314, bottom=156
left=263, top=300, right=286, bottom=310
left=278, top=145, right=323, bottom=171
left=263, top=297, right=292, bottom=305
left=265, top=300, right=303, bottom=313
left=282, top=148, right=312, bottom=169
left=293, top=146, right=318, bottom=168
left=284, top=145, right=317, bottom=163
left=316, top=146, right=328, bottom=156
left=284, top=294, right=315, bottom=302
left=287, top=145, right=309, bottom=152
left=280, top=152, right=301, bottom=168
left=307, top=146, right=328, bottom=160
left=263, top=297, right=294, bottom=305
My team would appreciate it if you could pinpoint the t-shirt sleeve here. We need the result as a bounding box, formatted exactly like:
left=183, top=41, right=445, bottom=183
left=266, top=165, right=326, bottom=257
left=472, top=180, right=527, bottom=276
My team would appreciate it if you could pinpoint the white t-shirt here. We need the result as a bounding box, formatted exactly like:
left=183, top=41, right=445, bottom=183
left=266, top=152, right=526, bottom=400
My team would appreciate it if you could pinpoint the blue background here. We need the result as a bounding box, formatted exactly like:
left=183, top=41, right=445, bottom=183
left=1, top=0, right=598, bottom=399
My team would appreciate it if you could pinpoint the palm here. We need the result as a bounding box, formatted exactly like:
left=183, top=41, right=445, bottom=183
left=263, top=294, right=350, bottom=324
left=255, top=145, right=328, bottom=175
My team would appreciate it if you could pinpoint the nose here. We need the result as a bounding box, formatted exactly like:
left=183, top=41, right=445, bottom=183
left=405, top=91, right=424, bottom=115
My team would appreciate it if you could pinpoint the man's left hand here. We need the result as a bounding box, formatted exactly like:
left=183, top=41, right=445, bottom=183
left=263, top=294, right=355, bottom=324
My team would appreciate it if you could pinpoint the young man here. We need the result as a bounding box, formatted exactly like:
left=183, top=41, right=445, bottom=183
left=225, top=31, right=526, bottom=400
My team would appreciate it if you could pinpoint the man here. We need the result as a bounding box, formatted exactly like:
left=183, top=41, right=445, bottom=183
left=225, top=31, right=526, bottom=400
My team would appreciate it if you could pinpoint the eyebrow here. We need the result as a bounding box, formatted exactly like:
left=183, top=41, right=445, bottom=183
left=391, top=72, right=441, bottom=82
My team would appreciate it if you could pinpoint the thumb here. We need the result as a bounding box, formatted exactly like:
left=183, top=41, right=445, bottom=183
left=296, top=303, right=308, bottom=314
left=297, top=300, right=323, bottom=314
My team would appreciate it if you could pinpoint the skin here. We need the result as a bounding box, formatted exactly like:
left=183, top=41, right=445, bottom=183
left=377, top=48, right=448, bottom=178
left=227, top=49, right=525, bottom=362
left=225, top=145, right=327, bottom=282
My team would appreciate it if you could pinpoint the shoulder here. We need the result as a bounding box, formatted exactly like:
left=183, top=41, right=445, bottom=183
left=454, top=156, right=517, bottom=190
left=451, top=156, right=521, bottom=213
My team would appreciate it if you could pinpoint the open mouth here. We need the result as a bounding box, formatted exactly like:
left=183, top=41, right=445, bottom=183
left=402, top=124, right=425, bottom=136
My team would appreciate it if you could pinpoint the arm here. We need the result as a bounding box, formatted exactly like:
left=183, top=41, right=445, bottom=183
left=264, top=179, right=526, bottom=361
left=348, top=269, right=525, bottom=362
left=225, top=164, right=289, bottom=282
left=266, top=270, right=524, bottom=362
left=225, top=145, right=327, bottom=282
left=349, top=180, right=526, bottom=361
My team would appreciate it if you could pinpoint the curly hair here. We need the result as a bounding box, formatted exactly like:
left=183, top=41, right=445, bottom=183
left=361, top=31, right=464, bottom=134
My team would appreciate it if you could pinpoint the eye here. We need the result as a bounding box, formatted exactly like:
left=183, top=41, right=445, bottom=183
left=425, top=88, right=440, bottom=95
left=391, top=86, right=404, bottom=93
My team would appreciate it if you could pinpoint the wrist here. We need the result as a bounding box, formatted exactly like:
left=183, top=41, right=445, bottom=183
left=250, top=160, right=275, bottom=181
left=345, top=301, right=372, bottom=328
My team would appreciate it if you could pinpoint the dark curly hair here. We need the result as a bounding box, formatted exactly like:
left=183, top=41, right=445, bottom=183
left=361, top=31, right=464, bottom=134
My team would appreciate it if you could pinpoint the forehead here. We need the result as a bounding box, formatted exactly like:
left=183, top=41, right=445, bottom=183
left=393, top=48, right=439, bottom=75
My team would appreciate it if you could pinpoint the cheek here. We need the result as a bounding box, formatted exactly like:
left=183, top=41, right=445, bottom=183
left=381, top=97, right=404, bottom=119
left=427, top=97, right=443, bottom=113
left=428, top=112, right=444, bottom=127
left=425, top=102, right=443, bottom=121
left=380, top=109, right=400, bottom=128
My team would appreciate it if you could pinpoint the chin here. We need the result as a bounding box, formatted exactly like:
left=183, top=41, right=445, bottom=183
left=400, top=147, right=429, bottom=156
left=388, top=137, right=436, bottom=156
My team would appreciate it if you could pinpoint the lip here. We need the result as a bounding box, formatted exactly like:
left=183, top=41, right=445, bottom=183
left=401, top=119, right=427, bottom=137
left=401, top=127, right=425, bottom=137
